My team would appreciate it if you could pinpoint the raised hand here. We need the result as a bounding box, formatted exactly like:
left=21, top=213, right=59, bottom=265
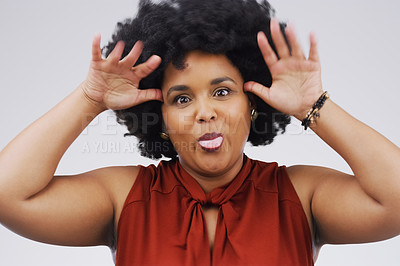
left=82, top=33, right=163, bottom=111
left=244, top=19, right=323, bottom=119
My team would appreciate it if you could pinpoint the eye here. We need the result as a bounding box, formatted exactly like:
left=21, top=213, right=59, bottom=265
left=174, top=95, right=191, bottom=105
left=214, top=88, right=231, bottom=97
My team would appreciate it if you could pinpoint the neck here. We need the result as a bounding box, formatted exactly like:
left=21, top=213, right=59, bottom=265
left=179, top=154, right=244, bottom=194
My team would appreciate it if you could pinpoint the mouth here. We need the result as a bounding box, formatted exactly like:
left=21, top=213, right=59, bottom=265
left=197, top=132, right=224, bottom=152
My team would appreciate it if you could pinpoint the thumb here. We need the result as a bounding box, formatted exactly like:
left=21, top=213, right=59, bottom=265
left=244, top=81, right=271, bottom=104
left=134, top=88, right=164, bottom=105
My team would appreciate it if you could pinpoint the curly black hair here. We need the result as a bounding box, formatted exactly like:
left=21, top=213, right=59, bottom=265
left=103, top=0, right=291, bottom=159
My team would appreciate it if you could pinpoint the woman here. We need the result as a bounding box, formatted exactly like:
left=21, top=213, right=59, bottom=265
left=0, top=0, right=399, bottom=265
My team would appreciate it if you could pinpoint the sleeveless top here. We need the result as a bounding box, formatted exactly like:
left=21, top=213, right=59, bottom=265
left=115, top=155, right=314, bottom=265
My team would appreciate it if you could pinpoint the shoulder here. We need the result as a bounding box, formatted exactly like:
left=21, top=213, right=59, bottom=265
left=286, top=164, right=351, bottom=197
left=285, top=165, right=339, bottom=212
left=87, top=165, right=142, bottom=196
left=86, top=165, right=142, bottom=227
left=285, top=165, right=354, bottom=245
left=100, top=160, right=175, bottom=206
left=245, top=159, right=323, bottom=196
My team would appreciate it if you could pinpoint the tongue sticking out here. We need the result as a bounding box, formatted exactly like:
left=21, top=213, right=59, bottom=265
left=198, top=136, right=224, bottom=150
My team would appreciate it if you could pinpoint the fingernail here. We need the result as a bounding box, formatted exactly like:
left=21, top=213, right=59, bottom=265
left=148, top=55, right=161, bottom=65
left=287, top=23, right=296, bottom=32
left=244, top=82, right=252, bottom=91
left=133, top=40, right=144, bottom=49
left=309, top=32, right=318, bottom=44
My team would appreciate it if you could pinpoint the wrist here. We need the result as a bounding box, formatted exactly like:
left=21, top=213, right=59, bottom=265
left=296, top=91, right=330, bottom=129
left=293, top=90, right=323, bottom=121
left=78, top=82, right=107, bottom=114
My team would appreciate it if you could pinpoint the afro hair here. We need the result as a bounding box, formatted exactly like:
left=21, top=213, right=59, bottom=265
left=103, top=0, right=291, bottom=159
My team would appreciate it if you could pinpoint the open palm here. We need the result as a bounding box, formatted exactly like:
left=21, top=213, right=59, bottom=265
left=82, top=34, right=162, bottom=111
left=244, top=19, right=323, bottom=119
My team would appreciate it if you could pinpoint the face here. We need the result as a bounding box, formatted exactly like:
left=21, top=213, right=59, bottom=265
left=161, top=50, right=252, bottom=178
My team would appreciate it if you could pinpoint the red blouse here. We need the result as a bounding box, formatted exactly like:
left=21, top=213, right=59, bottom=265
left=115, top=155, right=314, bottom=265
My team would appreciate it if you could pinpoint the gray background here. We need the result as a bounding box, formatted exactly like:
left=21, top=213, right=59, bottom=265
left=0, top=0, right=399, bottom=265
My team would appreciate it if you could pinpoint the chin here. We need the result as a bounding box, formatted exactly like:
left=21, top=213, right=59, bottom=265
left=177, top=139, right=245, bottom=176
left=195, top=149, right=239, bottom=173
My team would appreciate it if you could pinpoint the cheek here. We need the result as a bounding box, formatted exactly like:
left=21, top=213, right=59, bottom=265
left=162, top=105, right=197, bottom=146
left=224, top=101, right=251, bottom=135
left=163, top=110, right=195, bottom=135
left=162, top=110, right=195, bottom=153
left=227, top=116, right=251, bottom=139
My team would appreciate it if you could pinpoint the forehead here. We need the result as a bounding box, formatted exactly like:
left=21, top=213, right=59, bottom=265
left=162, top=50, right=243, bottom=88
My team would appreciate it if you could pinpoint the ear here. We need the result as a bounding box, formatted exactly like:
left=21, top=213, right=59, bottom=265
left=161, top=118, right=168, bottom=133
left=245, top=92, right=257, bottom=109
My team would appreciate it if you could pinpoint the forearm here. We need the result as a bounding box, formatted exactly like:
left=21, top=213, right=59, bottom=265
left=307, top=99, right=400, bottom=205
left=0, top=84, right=105, bottom=201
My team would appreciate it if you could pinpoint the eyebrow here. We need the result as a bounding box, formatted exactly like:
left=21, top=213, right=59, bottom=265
left=166, top=85, right=189, bottom=97
left=210, top=76, right=236, bottom=85
left=166, top=76, right=236, bottom=97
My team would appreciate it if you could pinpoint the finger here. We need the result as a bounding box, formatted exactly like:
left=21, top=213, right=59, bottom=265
left=132, top=55, right=162, bottom=80
left=308, top=32, right=320, bottom=62
left=257, top=31, right=278, bottom=67
left=285, top=24, right=305, bottom=59
left=91, top=33, right=102, bottom=61
left=107, top=40, right=125, bottom=64
left=120, top=41, right=144, bottom=68
left=270, top=18, right=290, bottom=58
left=135, top=88, right=164, bottom=105
left=243, top=81, right=271, bottom=104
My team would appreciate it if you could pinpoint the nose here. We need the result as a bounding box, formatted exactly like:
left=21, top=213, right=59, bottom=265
left=195, top=100, right=217, bottom=123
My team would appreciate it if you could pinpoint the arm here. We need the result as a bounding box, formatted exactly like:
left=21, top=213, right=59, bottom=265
left=0, top=34, right=162, bottom=247
left=303, top=99, right=400, bottom=244
left=0, top=86, right=112, bottom=246
left=244, top=19, right=400, bottom=245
